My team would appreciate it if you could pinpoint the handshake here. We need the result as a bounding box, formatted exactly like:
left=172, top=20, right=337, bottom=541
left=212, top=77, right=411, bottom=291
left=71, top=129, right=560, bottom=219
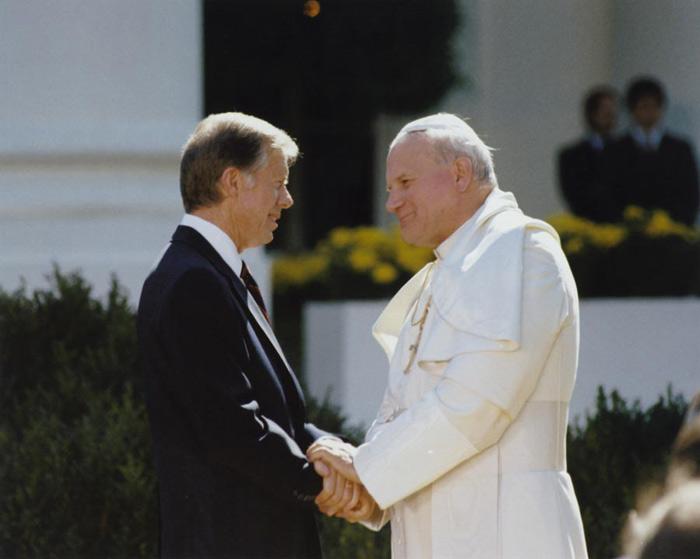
left=307, top=438, right=379, bottom=523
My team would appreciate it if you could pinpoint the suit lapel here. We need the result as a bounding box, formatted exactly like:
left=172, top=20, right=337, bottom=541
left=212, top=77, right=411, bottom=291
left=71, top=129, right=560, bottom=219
left=171, top=226, right=307, bottom=415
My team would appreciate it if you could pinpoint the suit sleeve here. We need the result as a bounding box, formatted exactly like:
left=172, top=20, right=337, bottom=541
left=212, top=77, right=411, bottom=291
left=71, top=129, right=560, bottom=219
left=160, top=268, right=322, bottom=505
left=300, top=423, right=342, bottom=449
left=354, top=231, right=571, bottom=509
left=676, top=141, right=699, bottom=225
left=557, top=148, right=584, bottom=215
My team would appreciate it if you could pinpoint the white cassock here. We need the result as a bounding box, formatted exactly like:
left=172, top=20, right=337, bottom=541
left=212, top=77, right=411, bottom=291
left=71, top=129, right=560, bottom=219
left=354, top=188, right=588, bottom=559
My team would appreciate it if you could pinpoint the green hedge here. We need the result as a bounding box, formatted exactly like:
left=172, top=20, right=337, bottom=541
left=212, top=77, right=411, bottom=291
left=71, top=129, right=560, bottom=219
left=0, top=270, right=155, bottom=558
left=0, top=271, right=687, bottom=558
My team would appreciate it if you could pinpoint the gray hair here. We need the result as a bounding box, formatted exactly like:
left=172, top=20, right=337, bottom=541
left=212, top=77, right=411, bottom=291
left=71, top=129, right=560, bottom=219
left=390, top=113, right=497, bottom=186
left=180, top=112, right=299, bottom=212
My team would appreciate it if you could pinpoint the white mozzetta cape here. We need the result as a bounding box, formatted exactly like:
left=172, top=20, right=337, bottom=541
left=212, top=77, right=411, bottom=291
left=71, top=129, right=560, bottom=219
left=354, top=189, right=588, bottom=558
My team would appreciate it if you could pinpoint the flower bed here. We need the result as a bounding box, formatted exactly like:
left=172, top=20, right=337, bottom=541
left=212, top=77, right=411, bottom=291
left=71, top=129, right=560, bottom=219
left=550, top=207, right=700, bottom=297
left=274, top=207, right=700, bottom=300
left=273, top=226, right=433, bottom=300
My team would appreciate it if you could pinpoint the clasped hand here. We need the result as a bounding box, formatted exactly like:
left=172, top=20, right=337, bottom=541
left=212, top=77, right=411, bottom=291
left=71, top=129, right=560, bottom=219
left=307, top=438, right=377, bottom=523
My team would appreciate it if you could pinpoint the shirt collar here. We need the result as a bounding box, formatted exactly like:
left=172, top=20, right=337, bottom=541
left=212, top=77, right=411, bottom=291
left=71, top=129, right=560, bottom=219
left=588, top=133, right=606, bottom=151
left=180, top=214, right=243, bottom=277
left=631, top=125, right=664, bottom=150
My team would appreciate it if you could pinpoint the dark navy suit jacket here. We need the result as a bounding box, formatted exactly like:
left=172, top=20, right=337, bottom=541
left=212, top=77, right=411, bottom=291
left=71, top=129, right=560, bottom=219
left=611, top=132, right=699, bottom=226
left=138, top=225, right=328, bottom=559
left=557, top=138, right=621, bottom=222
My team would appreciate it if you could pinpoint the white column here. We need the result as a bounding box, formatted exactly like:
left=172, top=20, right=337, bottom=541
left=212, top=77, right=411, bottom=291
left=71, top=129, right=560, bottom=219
left=0, top=1, right=204, bottom=302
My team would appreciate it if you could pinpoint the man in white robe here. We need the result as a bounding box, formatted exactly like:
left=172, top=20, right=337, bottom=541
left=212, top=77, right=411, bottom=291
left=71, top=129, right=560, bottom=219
left=309, top=113, right=588, bottom=558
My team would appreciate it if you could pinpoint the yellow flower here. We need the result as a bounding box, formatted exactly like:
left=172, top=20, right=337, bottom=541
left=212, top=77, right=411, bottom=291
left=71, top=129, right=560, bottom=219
left=372, top=263, right=398, bottom=284
left=328, top=227, right=354, bottom=249
left=548, top=213, right=596, bottom=236
left=354, top=227, right=387, bottom=250
left=623, top=205, right=645, bottom=221
left=272, top=254, right=328, bottom=289
left=564, top=237, right=585, bottom=254
left=589, top=224, right=627, bottom=248
left=645, top=209, right=696, bottom=239
left=304, top=254, right=329, bottom=278
left=348, top=248, right=378, bottom=272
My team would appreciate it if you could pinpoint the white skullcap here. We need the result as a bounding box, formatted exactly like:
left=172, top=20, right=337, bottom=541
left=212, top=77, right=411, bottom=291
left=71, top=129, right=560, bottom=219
left=396, top=113, right=471, bottom=136
left=390, top=112, right=497, bottom=185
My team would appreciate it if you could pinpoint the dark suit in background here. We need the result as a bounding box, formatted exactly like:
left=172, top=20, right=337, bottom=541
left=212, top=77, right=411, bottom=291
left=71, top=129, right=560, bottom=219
left=558, top=138, right=621, bottom=222
left=138, top=225, right=328, bottom=558
left=611, top=132, right=699, bottom=226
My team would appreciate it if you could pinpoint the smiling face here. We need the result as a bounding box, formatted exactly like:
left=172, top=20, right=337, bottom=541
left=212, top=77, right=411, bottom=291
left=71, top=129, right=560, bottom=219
left=231, top=148, right=292, bottom=250
left=385, top=134, right=464, bottom=248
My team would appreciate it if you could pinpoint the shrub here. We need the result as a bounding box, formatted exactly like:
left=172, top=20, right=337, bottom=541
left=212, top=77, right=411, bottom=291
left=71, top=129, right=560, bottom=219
left=0, top=269, right=156, bottom=558
left=0, top=267, right=140, bottom=419
left=567, top=387, right=687, bottom=559
left=0, top=377, right=156, bottom=557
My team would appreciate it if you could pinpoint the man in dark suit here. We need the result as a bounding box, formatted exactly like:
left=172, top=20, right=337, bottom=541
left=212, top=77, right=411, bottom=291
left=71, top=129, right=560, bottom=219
left=612, top=76, right=699, bottom=226
left=137, top=113, right=360, bottom=558
left=557, top=86, right=621, bottom=222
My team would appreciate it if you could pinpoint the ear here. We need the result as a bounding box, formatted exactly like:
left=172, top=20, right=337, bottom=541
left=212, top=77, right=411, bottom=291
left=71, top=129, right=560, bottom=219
left=452, top=157, right=473, bottom=193
left=219, top=166, right=243, bottom=198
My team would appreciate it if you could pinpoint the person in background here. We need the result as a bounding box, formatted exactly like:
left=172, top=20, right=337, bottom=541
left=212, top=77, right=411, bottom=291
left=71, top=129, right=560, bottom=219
left=624, top=481, right=700, bottom=559
left=558, top=86, right=621, bottom=222
left=666, top=392, right=700, bottom=488
left=612, top=76, right=699, bottom=226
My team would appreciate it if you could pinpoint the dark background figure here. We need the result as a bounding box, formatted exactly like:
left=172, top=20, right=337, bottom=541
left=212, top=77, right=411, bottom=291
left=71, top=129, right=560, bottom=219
left=558, top=86, right=621, bottom=222
left=612, top=76, right=700, bottom=226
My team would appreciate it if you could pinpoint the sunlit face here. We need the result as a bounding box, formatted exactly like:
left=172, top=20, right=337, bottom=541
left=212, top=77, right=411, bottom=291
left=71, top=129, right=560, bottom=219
left=632, top=96, right=663, bottom=131
left=385, top=135, right=458, bottom=248
left=233, top=149, right=292, bottom=250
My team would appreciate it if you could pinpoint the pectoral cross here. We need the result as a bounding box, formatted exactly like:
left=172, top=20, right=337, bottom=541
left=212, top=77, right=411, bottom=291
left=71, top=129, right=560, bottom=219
left=404, top=295, right=432, bottom=374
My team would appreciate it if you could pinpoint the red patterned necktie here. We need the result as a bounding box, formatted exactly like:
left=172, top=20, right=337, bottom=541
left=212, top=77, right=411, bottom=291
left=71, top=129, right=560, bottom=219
left=240, top=261, right=271, bottom=324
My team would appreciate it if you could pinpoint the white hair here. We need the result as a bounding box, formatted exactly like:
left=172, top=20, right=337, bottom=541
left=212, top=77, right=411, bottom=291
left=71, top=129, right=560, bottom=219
left=389, top=113, right=497, bottom=186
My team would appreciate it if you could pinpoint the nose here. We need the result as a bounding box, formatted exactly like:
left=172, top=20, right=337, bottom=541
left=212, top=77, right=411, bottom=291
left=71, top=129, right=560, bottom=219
left=385, top=189, right=403, bottom=214
left=278, top=186, right=293, bottom=209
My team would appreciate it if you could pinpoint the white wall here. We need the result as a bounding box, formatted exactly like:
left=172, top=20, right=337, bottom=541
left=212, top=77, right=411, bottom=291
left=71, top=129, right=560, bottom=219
left=305, top=301, right=389, bottom=426
left=0, top=0, right=201, bottom=155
